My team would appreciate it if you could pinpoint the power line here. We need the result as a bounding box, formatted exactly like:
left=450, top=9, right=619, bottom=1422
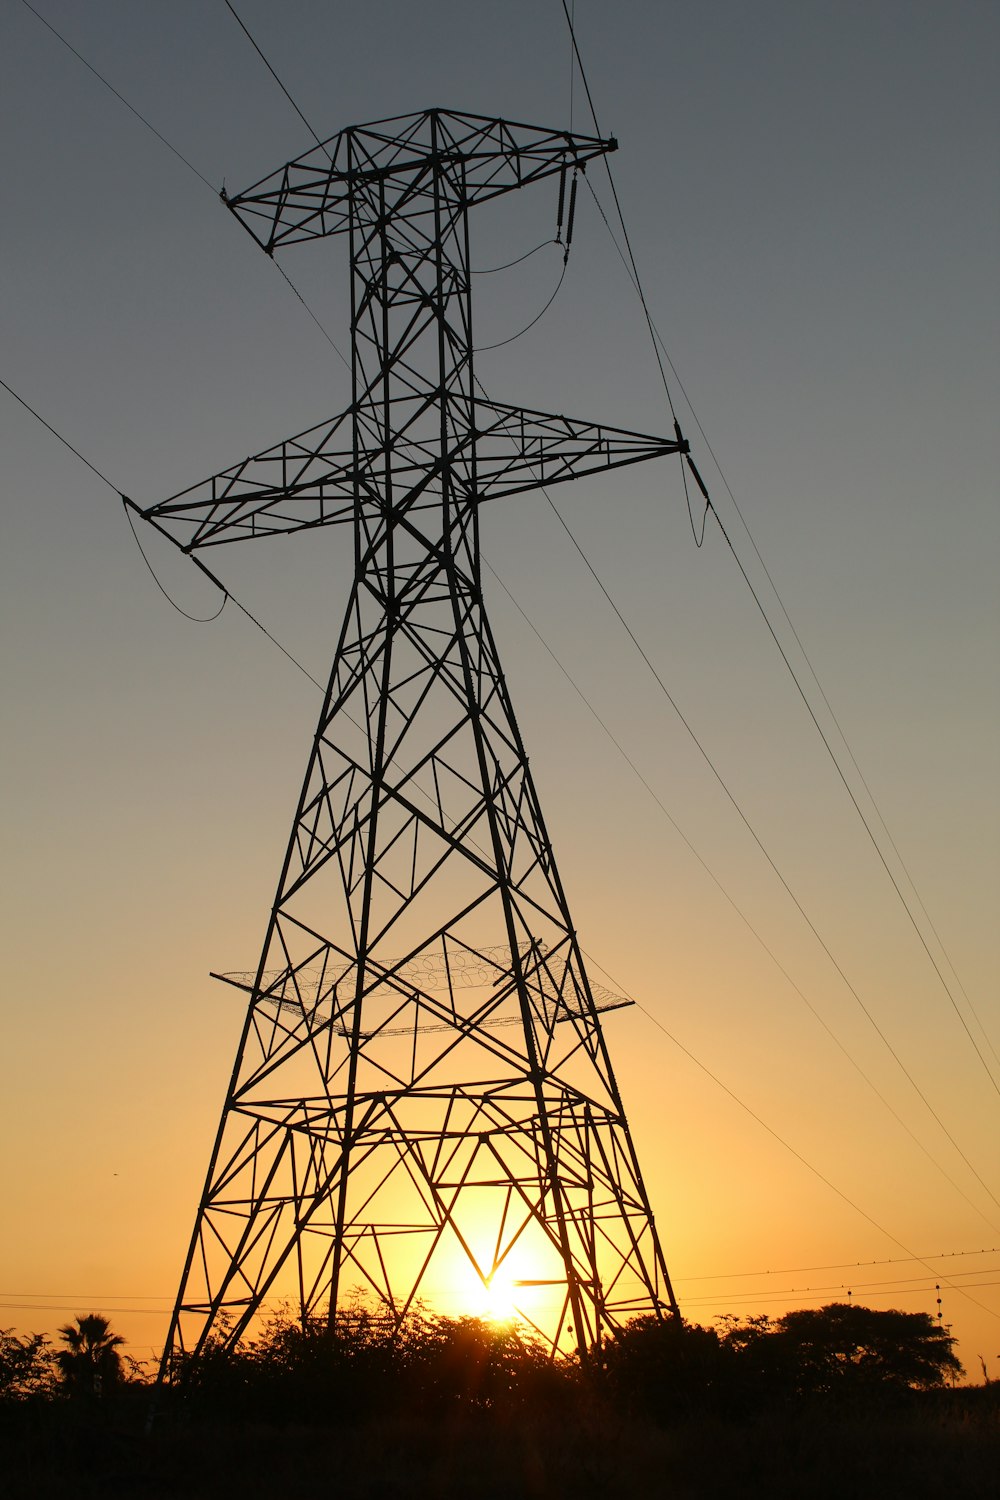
left=486, top=560, right=1000, bottom=1234
left=6, top=1281, right=998, bottom=1322
left=589, top=187, right=1000, bottom=1096
left=0, top=375, right=119, bottom=492
left=710, top=496, right=1000, bottom=1100
left=675, top=1247, right=1000, bottom=1283
left=679, top=1281, right=1000, bottom=1313
left=631, top=294, right=1000, bottom=1080
left=271, top=259, right=351, bottom=371
left=222, top=0, right=328, bottom=158
left=0, top=1302, right=172, bottom=1317
left=0, top=1292, right=174, bottom=1302
left=559, top=0, right=677, bottom=426
left=556, top=0, right=1000, bottom=1134
left=8, top=1261, right=999, bottom=1318
left=8, top=1249, right=995, bottom=1303
left=624, top=973, right=1000, bottom=1322
left=121, top=500, right=330, bottom=694
left=19, top=0, right=216, bottom=192
left=679, top=1269, right=1000, bottom=1311
left=476, top=375, right=1000, bottom=1217
left=567, top=0, right=576, bottom=132
left=21, top=0, right=350, bottom=371
left=0, top=370, right=330, bottom=701
left=563, top=6, right=998, bottom=1099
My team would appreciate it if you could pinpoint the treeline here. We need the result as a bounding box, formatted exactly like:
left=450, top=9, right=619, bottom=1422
left=5, top=1307, right=996, bottom=1500
left=0, top=1301, right=967, bottom=1422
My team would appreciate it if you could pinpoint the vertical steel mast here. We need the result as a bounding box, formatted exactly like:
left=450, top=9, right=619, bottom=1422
left=141, top=111, right=686, bottom=1366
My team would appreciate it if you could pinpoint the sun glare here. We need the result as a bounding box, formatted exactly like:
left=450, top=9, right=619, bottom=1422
left=466, top=1266, right=518, bottom=1323
left=435, top=1233, right=566, bottom=1330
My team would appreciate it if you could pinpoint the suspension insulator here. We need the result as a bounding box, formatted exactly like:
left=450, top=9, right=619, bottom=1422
left=565, top=171, right=579, bottom=252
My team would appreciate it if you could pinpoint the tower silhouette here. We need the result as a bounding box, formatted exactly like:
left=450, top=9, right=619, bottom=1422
left=141, top=111, right=685, bottom=1365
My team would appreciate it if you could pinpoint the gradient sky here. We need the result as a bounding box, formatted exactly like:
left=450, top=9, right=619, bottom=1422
left=2, top=0, right=997, bottom=1375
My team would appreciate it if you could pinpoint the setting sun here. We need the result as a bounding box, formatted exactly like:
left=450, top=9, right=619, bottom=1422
left=469, top=1268, right=518, bottom=1324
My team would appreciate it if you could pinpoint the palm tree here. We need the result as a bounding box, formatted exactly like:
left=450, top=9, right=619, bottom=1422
left=56, top=1314, right=125, bottom=1398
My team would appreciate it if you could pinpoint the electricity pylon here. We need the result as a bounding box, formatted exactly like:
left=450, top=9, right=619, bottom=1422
left=141, top=111, right=686, bottom=1367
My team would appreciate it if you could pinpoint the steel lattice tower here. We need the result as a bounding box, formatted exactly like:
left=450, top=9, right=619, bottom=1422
left=140, top=111, right=686, bottom=1366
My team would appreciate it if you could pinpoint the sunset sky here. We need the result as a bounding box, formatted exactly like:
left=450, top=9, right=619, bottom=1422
left=2, top=1, right=997, bottom=1376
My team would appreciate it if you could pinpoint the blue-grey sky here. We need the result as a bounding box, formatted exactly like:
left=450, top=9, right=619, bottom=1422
left=1, top=1, right=997, bottom=1372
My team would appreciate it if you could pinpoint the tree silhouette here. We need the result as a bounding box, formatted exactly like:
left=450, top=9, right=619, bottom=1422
left=0, top=1327, right=56, bottom=1400
left=769, top=1303, right=963, bottom=1395
left=602, top=1315, right=723, bottom=1415
left=715, top=1303, right=963, bottom=1402
left=55, top=1314, right=125, bottom=1399
left=601, top=1303, right=964, bottom=1419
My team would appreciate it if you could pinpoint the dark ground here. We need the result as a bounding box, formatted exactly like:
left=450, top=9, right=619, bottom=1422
left=4, top=1387, right=998, bottom=1500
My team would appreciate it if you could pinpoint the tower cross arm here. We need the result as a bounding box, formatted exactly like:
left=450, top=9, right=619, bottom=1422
left=225, top=110, right=616, bottom=252
left=135, top=408, right=358, bottom=550
left=472, top=400, right=689, bottom=501
left=135, top=401, right=689, bottom=552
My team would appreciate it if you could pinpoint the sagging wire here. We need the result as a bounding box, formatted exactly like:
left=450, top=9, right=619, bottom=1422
left=472, top=239, right=560, bottom=275
left=476, top=261, right=568, bottom=352
left=122, top=499, right=227, bottom=624
left=1, top=364, right=329, bottom=692
left=684, top=447, right=713, bottom=548
left=0, top=369, right=228, bottom=625
left=121, top=499, right=327, bottom=692
left=475, top=165, right=580, bottom=351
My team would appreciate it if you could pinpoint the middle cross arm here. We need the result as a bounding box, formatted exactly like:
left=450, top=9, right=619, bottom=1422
left=136, top=401, right=687, bottom=552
